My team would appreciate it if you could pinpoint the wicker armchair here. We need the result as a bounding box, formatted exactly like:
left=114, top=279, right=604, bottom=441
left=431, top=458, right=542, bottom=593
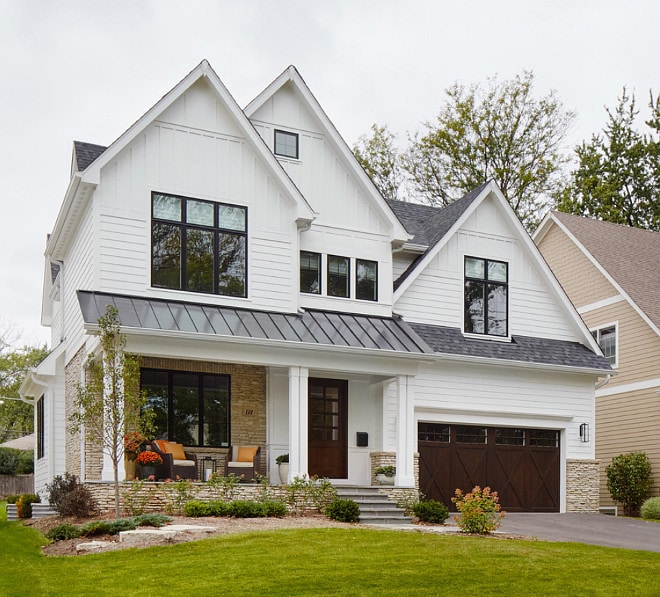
left=225, top=446, right=261, bottom=482
left=150, top=440, right=198, bottom=480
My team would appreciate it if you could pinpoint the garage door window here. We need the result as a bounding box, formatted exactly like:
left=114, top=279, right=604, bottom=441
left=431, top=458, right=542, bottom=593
left=418, top=423, right=450, bottom=442
left=455, top=425, right=487, bottom=444
left=495, top=428, right=524, bottom=446
left=529, top=430, right=558, bottom=447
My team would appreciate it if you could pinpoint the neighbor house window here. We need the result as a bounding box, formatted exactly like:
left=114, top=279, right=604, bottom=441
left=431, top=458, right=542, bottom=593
left=141, top=369, right=230, bottom=448
left=327, top=255, right=350, bottom=298
left=36, top=396, right=45, bottom=460
left=356, top=259, right=378, bottom=301
left=151, top=193, right=247, bottom=297
left=464, top=256, right=508, bottom=337
left=591, top=324, right=617, bottom=366
left=300, top=251, right=321, bottom=294
left=274, top=130, right=299, bottom=159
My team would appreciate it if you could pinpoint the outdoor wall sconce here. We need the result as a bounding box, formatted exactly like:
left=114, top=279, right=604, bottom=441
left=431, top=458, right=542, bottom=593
left=579, top=423, right=590, bottom=443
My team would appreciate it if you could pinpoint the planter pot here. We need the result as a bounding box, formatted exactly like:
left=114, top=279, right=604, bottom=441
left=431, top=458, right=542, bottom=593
left=139, top=465, right=157, bottom=480
left=278, top=463, right=289, bottom=484
left=376, top=474, right=394, bottom=486
left=124, top=453, right=138, bottom=480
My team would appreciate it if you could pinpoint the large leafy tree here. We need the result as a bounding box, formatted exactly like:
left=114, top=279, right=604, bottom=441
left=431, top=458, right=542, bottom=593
left=353, top=124, right=405, bottom=201
left=558, top=89, right=660, bottom=231
left=0, top=333, right=48, bottom=444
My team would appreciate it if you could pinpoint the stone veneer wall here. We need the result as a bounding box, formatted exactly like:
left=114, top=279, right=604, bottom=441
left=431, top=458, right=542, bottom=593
left=369, top=451, right=419, bottom=492
left=64, top=347, right=104, bottom=481
left=566, top=459, right=599, bottom=512
left=140, top=358, right=267, bottom=474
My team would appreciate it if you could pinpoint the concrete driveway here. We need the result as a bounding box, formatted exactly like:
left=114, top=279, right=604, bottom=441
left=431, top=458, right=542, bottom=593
left=498, top=513, right=660, bottom=552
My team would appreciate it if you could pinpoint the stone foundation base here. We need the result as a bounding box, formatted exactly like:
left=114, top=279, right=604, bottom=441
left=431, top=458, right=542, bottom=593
left=566, top=459, right=599, bottom=512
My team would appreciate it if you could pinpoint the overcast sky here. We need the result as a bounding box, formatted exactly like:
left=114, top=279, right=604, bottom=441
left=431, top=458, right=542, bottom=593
left=1, top=0, right=658, bottom=347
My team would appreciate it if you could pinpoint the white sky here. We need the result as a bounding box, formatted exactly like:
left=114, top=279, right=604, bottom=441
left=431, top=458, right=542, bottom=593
left=1, top=0, right=658, bottom=347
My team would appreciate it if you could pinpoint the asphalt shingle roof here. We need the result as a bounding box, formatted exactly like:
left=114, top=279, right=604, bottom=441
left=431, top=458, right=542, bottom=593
left=73, top=141, right=107, bottom=172
left=552, top=211, right=660, bottom=329
left=409, top=322, right=612, bottom=371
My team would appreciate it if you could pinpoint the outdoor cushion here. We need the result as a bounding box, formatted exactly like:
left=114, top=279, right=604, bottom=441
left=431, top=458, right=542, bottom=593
left=237, top=446, right=259, bottom=462
left=172, top=459, right=195, bottom=466
left=227, top=461, right=254, bottom=468
left=152, top=439, right=169, bottom=452
left=164, top=442, right=187, bottom=460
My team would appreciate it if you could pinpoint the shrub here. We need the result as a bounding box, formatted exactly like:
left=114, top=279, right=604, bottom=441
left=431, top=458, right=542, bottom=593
left=81, top=518, right=137, bottom=537
left=452, top=486, right=505, bottom=534
left=121, top=479, right=151, bottom=516
left=261, top=500, right=287, bottom=518
left=132, top=513, right=171, bottom=528
left=160, top=479, right=199, bottom=515
left=46, top=524, right=82, bottom=542
left=207, top=473, right=242, bottom=502
left=45, top=472, right=98, bottom=518
left=641, top=497, right=660, bottom=521
left=16, top=450, right=34, bottom=474
left=45, top=473, right=78, bottom=514
left=0, top=447, right=20, bottom=475
left=285, top=475, right=337, bottom=515
left=374, top=465, right=395, bottom=477
left=325, top=498, right=360, bottom=523
left=184, top=500, right=214, bottom=517
left=16, top=493, right=41, bottom=518
left=412, top=500, right=449, bottom=524
left=606, top=452, right=654, bottom=517
left=5, top=494, right=19, bottom=504
left=227, top=500, right=267, bottom=518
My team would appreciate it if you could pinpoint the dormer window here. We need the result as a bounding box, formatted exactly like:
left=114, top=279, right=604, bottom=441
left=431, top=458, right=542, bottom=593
left=274, top=130, right=299, bottom=159
left=464, top=256, right=508, bottom=337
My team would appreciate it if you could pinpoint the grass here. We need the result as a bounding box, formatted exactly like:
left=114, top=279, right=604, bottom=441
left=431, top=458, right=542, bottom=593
left=1, top=502, right=660, bottom=596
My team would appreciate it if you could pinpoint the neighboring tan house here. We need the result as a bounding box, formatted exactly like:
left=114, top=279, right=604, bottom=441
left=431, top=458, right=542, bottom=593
left=21, top=61, right=610, bottom=512
left=534, top=211, right=660, bottom=508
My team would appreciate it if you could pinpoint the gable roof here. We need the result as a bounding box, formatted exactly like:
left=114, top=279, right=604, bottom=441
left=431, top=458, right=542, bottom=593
left=245, top=65, right=410, bottom=243
left=72, top=141, right=107, bottom=172
left=47, top=60, right=317, bottom=259
left=536, top=211, right=660, bottom=334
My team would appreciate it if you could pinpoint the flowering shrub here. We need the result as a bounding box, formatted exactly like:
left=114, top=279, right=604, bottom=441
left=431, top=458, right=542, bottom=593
left=452, top=486, right=505, bottom=534
left=136, top=451, right=162, bottom=466
left=124, top=431, right=147, bottom=454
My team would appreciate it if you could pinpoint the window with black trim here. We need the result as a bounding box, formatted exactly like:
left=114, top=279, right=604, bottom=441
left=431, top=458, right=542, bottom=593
left=36, top=396, right=45, bottom=460
left=356, top=259, right=378, bottom=301
left=274, top=130, right=299, bottom=159
left=300, top=251, right=321, bottom=294
left=151, top=192, right=247, bottom=297
left=591, top=324, right=617, bottom=366
left=327, top=255, right=350, bottom=298
left=141, top=369, right=230, bottom=448
left=464, top=256, right=508, bottom=337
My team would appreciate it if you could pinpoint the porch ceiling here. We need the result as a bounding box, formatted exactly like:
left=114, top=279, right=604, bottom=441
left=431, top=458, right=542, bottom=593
left=77, top=291, right=433, bottom=355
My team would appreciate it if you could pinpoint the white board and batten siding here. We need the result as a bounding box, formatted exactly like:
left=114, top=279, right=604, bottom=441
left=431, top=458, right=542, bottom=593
left=94, top=79, right=303, bottom=315
left=395, top=196, right=578, bottom=342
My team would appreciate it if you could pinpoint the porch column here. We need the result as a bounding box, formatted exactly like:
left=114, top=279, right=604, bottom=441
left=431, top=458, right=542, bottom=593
left=395, top=375, right=415, bottom=487
left=288, top=366, right=309, bottom=482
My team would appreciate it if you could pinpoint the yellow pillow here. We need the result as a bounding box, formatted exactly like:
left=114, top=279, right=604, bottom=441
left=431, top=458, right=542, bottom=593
left=165, top=442, right=187, bottom=460
left=237, top=446, right=258, bottom=462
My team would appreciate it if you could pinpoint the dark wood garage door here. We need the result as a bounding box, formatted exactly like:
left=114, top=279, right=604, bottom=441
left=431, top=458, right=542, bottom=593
left=418, top=423, right=560, bottom=512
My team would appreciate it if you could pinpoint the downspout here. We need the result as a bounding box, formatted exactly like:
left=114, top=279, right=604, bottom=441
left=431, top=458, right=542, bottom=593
left=595, top=374, right=611, bottom=390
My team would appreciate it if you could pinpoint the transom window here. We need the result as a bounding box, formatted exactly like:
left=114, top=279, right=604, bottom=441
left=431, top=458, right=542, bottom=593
left=141, top=369, right=230, bottom=448
left=151, top=192, right=247, bottom=297
left=591, top=324, right=617, bottom=366
left=464, top=256, right=508, bottom=337
left=274, top=130, right=299, bottom=159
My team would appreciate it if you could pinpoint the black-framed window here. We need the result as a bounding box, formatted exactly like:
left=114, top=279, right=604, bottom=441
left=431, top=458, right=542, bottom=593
left=356, top=259, right=378, bottom=301
left=36, top=396, right=44, bottom=460
left=300, top=251, right=321, bottom=294
left=327, top=255, right=350, bottom=298
left=464, top=256, right=508, bottom=337
left=141, top=369, right=230, bottom=448
left=151, top=192, right=247, bottom=297
left=591, top=325, right=617, bottom=366
left=274, top=130, right=299, bottom=159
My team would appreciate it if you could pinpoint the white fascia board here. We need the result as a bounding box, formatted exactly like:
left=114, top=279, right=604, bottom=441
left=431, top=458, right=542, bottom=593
left=80, top=60, right=316, bottom=222
left=245, top=66, right=410, bottom=244
left=540, top=213, right=660, bottom=339
left=44, top=173, right=81, bottom=257
left=415, top=405, right=575, bottom=424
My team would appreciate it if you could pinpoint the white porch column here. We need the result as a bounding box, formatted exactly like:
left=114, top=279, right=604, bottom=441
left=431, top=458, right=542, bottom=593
left=395, top=374, right=416, bottom=487
left=288, top=366, right=309, bottom=482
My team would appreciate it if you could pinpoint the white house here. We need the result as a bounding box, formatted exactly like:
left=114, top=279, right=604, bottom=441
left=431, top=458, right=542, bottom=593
left=22, top=61, right=610, bottom=512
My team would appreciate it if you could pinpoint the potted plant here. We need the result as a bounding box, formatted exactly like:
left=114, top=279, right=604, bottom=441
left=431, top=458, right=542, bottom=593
left=123, top=431, right=146, bottom=479
left=374, top=465, right=395, bottom=485
left=136, top=450, right=162, bottom=480
left=276, top=453, right=289, bottom=484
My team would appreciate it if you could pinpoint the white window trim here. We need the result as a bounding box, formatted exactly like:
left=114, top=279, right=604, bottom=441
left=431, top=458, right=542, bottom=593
left=590, top=321, right=618, bottom=368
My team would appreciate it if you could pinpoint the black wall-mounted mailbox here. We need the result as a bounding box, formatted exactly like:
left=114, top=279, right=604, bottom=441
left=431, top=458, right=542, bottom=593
left=356, top=432, right=368, bottom=447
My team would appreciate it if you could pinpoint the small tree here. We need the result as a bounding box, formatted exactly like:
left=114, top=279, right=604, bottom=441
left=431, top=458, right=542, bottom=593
left=69, top=305, right=146, bottom=518
left=606, top=452, right=654, bottom=516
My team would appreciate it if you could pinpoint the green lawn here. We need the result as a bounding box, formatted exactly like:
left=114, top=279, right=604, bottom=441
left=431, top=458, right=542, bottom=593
left=2, top=503, right=659, bottom=596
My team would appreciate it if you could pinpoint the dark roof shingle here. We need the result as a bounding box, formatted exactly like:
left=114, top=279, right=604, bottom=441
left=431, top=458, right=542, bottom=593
left=73, top=141, right=107, bottom=172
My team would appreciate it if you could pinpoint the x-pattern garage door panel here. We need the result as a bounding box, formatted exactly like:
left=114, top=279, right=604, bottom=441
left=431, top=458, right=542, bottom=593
left=419, top=424, right=560, bottom=512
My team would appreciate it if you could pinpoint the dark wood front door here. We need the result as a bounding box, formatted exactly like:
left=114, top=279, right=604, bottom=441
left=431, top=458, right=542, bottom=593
left=308, top=378, right=348, bottom=479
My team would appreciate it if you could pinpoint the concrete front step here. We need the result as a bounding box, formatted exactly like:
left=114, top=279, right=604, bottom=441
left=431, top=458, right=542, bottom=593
left=336, top=486, right=413, bottom=526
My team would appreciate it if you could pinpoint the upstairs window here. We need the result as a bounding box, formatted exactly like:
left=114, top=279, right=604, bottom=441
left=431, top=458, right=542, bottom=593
left=151, top=192, right=247, bottom=297
left=36, top=396, right=45, bottom=460
left=591, top=324, right=617, bottom=366
left=300, top=251, right=321, bottom=294
left=327, top=255, right=350, bottom=298
left=356, top=259, right=378, bottom=301
left=274, top=130, right=299, bottom=159
left=464, top=256, right=508, bottom=337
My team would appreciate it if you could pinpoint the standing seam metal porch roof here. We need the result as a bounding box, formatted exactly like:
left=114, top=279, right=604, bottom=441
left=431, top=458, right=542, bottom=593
left=77, top=291, right=434, bottom=355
